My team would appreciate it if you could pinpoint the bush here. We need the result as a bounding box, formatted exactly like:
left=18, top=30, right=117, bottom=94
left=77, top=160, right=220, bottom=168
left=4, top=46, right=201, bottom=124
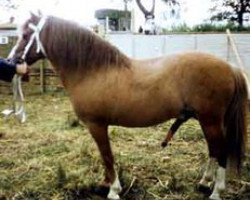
left=192, top=22, right=250, bottom=32
left=161, top=22, right=250, bottom=33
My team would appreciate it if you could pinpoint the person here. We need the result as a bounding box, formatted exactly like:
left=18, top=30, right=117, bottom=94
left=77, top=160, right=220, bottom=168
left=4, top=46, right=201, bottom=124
left=138, top=26, right=143, bottom=34
left=0, top=58, right=28, bottom=82
left=0, top=58, right=28, bottom=123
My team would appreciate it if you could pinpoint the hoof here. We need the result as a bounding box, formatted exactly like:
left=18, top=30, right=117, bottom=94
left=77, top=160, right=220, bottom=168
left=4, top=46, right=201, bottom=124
left=91, top=185, right=109, bottom=198
left=107, top=178, right=122, bottom=200
left=107, top=193, right=120, bottom=200
left=161, top=141, right=168, bottom=148
left=197, top=183, right=212, bottom=196
left=209, top=193, right=221, bottom=200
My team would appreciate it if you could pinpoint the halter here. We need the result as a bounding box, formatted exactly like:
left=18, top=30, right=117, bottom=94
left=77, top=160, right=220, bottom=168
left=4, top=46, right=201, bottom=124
left=22, top=16, right=47, bottom=60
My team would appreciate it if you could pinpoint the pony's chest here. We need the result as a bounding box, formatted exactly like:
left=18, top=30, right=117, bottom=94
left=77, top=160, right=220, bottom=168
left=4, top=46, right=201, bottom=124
left=69, top=77, right=126, bottom=117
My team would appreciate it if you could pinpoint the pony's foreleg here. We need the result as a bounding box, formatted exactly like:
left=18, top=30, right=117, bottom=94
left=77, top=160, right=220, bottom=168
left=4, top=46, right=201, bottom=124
left=108, top=171, right=122, bottom=200
left=88, top=122, right=122, bottom=200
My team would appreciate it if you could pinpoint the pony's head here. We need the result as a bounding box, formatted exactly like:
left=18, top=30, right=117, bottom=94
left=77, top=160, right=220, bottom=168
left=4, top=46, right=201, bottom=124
left=11, top=13, right=130, bottom=72
left=10, top=12, right=47, bottom=65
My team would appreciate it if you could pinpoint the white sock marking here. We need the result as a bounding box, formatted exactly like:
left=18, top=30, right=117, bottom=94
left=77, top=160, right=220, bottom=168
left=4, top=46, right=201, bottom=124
left=209, top=167, right=226, bottom=200
left=107, top=173, right=122, bottom=200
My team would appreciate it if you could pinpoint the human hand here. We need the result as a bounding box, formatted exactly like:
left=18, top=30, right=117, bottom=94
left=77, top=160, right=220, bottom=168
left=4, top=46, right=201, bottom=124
left=16, top=62, right=28, bottom=75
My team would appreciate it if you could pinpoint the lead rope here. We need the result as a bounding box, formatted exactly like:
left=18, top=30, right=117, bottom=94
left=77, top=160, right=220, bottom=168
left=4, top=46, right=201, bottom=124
left=2, top=16, right=47, bottom=123
left=1, top=75, right=26, bottom=123
left=13, top=74, right=26, bottom=123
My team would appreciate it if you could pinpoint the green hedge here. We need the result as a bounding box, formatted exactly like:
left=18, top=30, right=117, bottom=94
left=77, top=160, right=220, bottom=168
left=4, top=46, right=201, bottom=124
left=163, top=23, right=250, bottom=33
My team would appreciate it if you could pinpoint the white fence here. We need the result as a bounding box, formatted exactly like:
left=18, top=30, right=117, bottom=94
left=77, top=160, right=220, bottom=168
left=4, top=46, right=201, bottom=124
left=107, top=33, right=250, bottom=72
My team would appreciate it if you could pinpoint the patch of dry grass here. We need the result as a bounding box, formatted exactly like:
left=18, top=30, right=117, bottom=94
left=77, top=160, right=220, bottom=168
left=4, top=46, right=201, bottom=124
left=0, top=93, right=249, bottom=200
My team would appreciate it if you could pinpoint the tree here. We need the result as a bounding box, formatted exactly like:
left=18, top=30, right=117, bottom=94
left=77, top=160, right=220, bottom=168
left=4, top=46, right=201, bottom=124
left=135, top=0, right=180, bottom=34
left=0, top=0, right=19, bottom=10
left=161, top=0, right=180, bottom=17
left=0, top=0, right=22, bottom=23
left=135, top=0, right=179, bottom=21
left=210, top=0, right=250, bottom=27
left=135, top=0, right=156, bottom=20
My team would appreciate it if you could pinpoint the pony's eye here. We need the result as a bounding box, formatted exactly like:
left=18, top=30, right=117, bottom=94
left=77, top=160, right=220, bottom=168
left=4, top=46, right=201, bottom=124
left=22, top=33, right=28, bottom=40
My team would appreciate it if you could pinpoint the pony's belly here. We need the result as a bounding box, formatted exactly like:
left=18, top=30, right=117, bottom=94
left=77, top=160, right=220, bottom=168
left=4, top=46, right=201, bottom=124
left=109, top=108, right=175, bottom=127
left=111, top=118, right=168, bottom=127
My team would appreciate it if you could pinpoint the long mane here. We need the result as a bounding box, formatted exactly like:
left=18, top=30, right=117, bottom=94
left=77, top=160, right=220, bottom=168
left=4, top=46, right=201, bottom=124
left=44, top=16, right=130, bottom=71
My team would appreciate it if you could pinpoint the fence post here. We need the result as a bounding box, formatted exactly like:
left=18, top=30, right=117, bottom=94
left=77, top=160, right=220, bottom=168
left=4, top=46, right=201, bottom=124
left=40, top=60, right=45, bottom=93
left=131, top=8, right=135, bottom=33
left=132, top=35, right=136, bottom=58
left=226, top=31, right=230, bottom=62
left=194, top=34, right=198, bottom=50
left=226, top=29, right=244, bottom=69
left=105, top=16, right=109, bottom=33
left=162, top=35, right=166, bottom=55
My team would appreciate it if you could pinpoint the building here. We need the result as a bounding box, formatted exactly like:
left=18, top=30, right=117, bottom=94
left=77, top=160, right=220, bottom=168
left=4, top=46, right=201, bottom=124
left=0, top=22, right=17, bottom=58
left=95, top=9, right=131, bottom=32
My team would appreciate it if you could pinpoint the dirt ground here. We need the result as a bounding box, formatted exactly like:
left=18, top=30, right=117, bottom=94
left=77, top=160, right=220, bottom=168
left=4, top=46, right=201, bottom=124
left=0, top=93, right=249, bottom=200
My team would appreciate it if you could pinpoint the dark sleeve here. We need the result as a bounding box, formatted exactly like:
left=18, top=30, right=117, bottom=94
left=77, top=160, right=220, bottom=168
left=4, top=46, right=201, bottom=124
left=0, top=58, right=17, bottom=82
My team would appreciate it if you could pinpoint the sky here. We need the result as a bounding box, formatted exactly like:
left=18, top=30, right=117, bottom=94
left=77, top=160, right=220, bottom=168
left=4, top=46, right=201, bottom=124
left=0, top=0, right=213, bottom=27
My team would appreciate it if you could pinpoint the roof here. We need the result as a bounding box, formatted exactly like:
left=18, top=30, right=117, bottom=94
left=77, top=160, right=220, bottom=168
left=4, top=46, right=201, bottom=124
left=0, top=23, right=17, bottom=30
left=95, top=9, right=131, bottom=19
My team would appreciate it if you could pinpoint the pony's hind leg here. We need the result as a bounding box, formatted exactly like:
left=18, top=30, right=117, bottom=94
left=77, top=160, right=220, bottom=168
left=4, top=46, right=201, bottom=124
left=198, top=158, right=217, bottom=194
left=199, top=119, right=227, bottom=200
left=210, top=166, right=226, bottom=200
left=87, top=122, right=122, bottom=200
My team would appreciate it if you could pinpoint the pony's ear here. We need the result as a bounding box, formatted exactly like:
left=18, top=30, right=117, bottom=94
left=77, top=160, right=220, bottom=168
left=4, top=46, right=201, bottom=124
left=29, top=10, right=43, bottom=20
left=37, top=9, right=43, bottom=17
left=29, top=11, right=39, bottom=19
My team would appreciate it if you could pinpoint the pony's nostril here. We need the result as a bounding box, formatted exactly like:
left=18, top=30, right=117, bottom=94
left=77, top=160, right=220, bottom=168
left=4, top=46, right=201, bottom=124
left=16, top=58, right=25, bottom=64
left=9, top=57, right=24, bottom=65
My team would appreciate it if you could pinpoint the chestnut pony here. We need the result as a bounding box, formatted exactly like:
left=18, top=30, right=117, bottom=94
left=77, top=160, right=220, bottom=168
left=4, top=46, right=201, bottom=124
left=10, top=14, right=248, bottom=200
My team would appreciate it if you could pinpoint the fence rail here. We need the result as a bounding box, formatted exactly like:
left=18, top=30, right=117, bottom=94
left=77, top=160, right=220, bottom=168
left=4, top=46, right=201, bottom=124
left=107, top=33, right=250, bottom=72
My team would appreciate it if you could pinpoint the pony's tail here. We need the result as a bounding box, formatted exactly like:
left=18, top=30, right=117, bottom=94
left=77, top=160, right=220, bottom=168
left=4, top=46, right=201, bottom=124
left=224, top=69, right=248, bottom=173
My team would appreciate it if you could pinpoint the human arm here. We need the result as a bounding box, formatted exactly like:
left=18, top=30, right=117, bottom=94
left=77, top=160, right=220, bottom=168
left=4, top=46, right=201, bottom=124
left=0, top=58, right=16, bottom=82
left=0, top=58, right=27, bottom=82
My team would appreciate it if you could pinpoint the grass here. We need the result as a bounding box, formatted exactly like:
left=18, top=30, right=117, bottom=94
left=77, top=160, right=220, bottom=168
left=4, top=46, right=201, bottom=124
left=0, top=93, right=249, bottom=200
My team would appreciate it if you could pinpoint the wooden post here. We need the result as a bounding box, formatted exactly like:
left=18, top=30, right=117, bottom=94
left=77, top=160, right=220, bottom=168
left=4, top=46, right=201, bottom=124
left=40, top=60, right=45, bottom=93
left=226, top=29, right=244, bottom=69
left=226, top=31, right=230, bottom=62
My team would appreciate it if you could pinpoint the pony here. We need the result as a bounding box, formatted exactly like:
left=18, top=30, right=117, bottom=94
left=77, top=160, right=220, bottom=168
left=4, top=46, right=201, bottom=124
left=10, top=13, right=248, bottom=200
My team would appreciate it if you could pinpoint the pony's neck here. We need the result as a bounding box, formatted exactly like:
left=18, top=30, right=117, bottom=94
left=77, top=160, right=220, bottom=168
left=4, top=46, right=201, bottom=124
left=44, top=16, right=130, bottom=74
